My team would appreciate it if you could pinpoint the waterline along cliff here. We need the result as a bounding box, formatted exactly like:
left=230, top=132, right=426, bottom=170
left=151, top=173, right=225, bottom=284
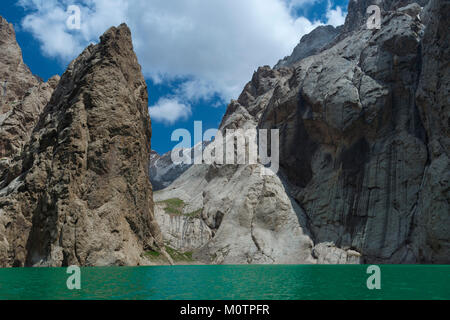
left=0, top=0, right=448, bottom=267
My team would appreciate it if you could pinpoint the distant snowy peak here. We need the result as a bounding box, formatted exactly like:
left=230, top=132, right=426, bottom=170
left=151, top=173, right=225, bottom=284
left=150, top=142, right=209, bottom=191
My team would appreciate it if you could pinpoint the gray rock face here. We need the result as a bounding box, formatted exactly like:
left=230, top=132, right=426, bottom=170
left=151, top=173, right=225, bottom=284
left=413, top=0, right=449, bottom=263
left=155, top=66, right=317, bottom=264
left=0, top=23, right=162, bottom=267
left=0, top=16, right=60, bottom=190
left=0, top=17, right=40, bottom=115
left=155, top=0, right=449, bottom=264
left=312, top=242, right=362, bottom=264
left=260, top=0, right=448, bottom=263
left=398, top=2, right=423, bottom=17
left=274, top=25, right=341, bottom=69
left=197, top=164, right=316, bottom=264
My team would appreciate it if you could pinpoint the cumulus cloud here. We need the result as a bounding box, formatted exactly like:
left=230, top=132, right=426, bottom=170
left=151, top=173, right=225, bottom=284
left=148, top=98, right=192, bottom=125
left=18, top=0, right=346, bottom=123
left=126, top=0, right=324, bottom=101
left=18, top=0, right=128, bottom=61
left=325, top=2, right=347, bottom=27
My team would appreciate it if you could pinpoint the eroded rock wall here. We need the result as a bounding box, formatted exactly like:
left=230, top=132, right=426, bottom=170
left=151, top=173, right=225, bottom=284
left=155, top=0, right=449, bottom=264
left=0, top=23, right=162, bottom=267
left=0, top=17, right=60, bottom=190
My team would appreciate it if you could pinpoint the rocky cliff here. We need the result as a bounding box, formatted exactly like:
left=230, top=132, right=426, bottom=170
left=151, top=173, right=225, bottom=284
left=0, top=21, right=162, bottom=267
left=155, top=0, right=449, bottom=264
left=0, top=17, right=60, bottom=190
left=0, top=16, right=40, bottom=115
left=413, top=0, right=449, bottom=263
left=150, top=142, right=208, bottom=191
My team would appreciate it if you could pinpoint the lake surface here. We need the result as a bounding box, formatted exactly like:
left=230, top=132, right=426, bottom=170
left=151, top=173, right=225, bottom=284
left=0, top=265, right=448, bottom=300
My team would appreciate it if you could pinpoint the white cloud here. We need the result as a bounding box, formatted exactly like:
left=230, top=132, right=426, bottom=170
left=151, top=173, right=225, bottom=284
left=175, top=79, right=218, bottom=104
left=325, top=2, right=346, bottom=27
left=148, top=98, right=192, bottom=125
left=19, top=0, right=128, bottom=61
left=18, top=0, right=346, bottom=118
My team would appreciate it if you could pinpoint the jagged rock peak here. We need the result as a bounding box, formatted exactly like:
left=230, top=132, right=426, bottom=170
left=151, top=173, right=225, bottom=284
left=0, top=22, right=162, bottom=267
left=0, top=15, right=40, bottom=114
left=275, top=0, right=432, bottom=69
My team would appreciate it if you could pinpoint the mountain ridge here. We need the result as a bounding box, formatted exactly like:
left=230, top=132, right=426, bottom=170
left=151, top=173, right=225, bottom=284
left=0, top=21, right=164, bottom=267
left=153, top=0, right=449, bottom=264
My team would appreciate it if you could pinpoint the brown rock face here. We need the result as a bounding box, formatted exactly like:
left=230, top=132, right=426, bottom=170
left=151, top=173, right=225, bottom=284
left=0, top=23, right=162, bottom=267
left=0, top=17, right=59, bottom=188
left=413, top=0, right=449, bottom=263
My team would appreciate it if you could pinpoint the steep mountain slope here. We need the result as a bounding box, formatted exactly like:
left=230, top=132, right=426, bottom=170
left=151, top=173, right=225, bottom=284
left=0, top=22, right=162, bottom=267
left=150, top=142, right=208, bottom=191
left=150, top=150, right=191, bottom=191
left=155, top=0, right=449, bottom=264
left=0, top=17, right=60, bottom=190
left=274, top=25, right=341, bottom=69
left=155, top=66, right=319, bottom=264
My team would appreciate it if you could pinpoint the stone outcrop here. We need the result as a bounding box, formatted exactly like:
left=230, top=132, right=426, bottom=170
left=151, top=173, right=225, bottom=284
left=259, top=0, right=448, bottom=264
left=0, top=17, right=40, bottom=115
left=149, top=142, right=208, bottom=191
left=1, top=0, right=447, bottom=267
left=154, top=199, right=212, bottom=252
left=155, top=0, right=449, bottom=264
left=155, top=66, right=316, bottom=264
left=0, top=22, right=162, bottom=267
left=0, top=17, right=60, bottom=190
left=413, top=0, right=449, bottom=263
left=150, top=150, right=190, bottom=191
left=341, top=0, right=428, bottom=34
left=274, top=25, right=341, bottom=69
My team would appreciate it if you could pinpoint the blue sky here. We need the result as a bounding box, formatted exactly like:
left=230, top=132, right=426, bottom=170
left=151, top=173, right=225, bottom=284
left=1, top=0, right=348, bottom=154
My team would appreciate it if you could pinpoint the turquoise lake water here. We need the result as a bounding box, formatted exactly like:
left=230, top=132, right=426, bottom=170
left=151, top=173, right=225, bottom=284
left=0, top=265, right=448, bottom=300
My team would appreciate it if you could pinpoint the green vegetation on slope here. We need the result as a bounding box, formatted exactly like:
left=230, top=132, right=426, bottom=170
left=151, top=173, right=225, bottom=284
left=165, top=246, right=194, bottom=262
